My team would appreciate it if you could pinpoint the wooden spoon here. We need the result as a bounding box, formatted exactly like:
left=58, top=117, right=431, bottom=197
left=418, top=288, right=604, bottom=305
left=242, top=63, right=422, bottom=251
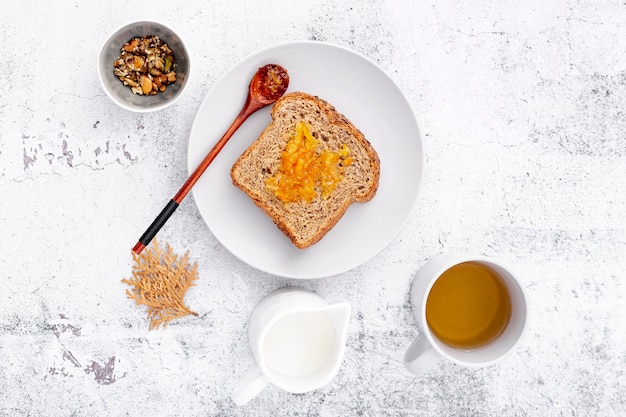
left=133, top=64, right=290, bottom=254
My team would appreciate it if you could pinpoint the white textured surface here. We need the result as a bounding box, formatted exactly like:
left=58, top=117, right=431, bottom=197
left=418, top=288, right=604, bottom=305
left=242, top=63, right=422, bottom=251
left=1, top=1, right=625, bottom=416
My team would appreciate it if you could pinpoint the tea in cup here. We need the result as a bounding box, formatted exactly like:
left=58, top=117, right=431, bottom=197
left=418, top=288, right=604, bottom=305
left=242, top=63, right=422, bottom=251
left=404, top=253, right=528, bottom=374
left=231, top=287, right=351, bottom=405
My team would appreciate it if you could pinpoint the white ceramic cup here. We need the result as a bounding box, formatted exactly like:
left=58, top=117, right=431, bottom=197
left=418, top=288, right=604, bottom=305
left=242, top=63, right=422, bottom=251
left=404, top=253, right=528, bottom=374
left=231, top=287, right=351, bottom=405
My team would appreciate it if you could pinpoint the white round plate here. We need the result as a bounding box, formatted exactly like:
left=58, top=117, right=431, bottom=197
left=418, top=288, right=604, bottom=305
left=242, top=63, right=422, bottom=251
left=188, top=41, right=423, bottom=279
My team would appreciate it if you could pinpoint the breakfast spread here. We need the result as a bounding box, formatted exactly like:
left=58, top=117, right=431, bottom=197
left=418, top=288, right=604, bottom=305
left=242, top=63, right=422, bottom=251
left=113, top=35, right=177, bottom=95
left=230, top=91, right=380, bottom=249
left=107, top=40, right=528, bottom=407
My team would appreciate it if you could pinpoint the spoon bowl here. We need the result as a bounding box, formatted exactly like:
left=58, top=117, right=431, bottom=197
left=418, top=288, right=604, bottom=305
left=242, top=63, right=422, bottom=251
left=250, top=64, right=290, bottom=105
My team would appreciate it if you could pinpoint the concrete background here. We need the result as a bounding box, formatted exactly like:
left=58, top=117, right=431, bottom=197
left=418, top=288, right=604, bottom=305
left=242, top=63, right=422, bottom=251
left=1, top=0, right=625, bottom=415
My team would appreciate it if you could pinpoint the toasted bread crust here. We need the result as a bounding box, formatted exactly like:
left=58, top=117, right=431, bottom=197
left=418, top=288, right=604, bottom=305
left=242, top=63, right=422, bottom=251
left=231, top=92, right=380, bottom=249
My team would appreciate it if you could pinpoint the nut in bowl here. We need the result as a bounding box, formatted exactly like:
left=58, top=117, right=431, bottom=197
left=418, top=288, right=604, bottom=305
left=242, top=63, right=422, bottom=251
left=97, top=21, right=190, bottom=112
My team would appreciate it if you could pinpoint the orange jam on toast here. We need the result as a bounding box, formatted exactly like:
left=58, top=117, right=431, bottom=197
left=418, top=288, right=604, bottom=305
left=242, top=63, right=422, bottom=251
left=266, top=121, right=352, bottom=203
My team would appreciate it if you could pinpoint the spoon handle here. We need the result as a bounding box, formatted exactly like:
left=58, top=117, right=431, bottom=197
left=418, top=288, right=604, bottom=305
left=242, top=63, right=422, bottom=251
left=131, top=98, right=261, bottom=255
left=173, top=99, right=260, bottom=204
left=132, top=200, right=179, bottom=254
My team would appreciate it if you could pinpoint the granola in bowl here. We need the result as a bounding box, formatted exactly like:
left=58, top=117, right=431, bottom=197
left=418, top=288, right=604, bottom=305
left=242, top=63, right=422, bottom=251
left=113, top=36, right=177, bottom=96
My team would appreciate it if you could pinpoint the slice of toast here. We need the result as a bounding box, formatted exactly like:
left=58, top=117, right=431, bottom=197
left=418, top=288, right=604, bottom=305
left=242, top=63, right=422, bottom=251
left=230, top=92, right=380, bottom=249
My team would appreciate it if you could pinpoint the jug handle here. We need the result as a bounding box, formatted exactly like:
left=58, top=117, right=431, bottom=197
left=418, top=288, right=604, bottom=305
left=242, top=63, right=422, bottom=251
left=403, top=333, right=441, bottom=375
left=231, top=365, right=269, bottom=405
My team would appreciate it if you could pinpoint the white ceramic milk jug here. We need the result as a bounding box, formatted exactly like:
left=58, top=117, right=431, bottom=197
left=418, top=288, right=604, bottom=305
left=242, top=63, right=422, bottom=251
left=231, top=287, right=351, bottom=405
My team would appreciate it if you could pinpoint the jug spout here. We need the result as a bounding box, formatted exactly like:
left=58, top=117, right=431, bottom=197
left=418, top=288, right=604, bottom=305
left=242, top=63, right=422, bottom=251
left=322, top=302, right=351, bottom=341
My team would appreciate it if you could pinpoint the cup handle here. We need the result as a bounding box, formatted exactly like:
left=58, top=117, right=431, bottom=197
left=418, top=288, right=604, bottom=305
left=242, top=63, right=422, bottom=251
left=403, top=333, right=441, bottom=375
left=231, top=365, right=269, bottom=405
